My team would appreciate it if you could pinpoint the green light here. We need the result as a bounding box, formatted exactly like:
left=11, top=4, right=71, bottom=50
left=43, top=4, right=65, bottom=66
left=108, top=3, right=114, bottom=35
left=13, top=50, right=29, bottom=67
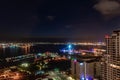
left=21, top=63, right=29, bottom=67
left=54, top=68, right=59, bottom=72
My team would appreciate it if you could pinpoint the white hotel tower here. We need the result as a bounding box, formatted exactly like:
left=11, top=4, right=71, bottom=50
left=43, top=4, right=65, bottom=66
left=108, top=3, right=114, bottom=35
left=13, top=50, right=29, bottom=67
left=102, top=30, right=120, bottom=80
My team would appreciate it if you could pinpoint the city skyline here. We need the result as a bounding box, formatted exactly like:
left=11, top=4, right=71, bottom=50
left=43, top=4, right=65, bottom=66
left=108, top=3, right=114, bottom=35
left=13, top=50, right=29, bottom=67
left=0, top=0, right=120, bottom=41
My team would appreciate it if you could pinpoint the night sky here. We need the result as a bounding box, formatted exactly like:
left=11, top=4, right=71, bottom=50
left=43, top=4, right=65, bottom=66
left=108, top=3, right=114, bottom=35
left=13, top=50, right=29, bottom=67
left=0, top=0, right=120, bottom=41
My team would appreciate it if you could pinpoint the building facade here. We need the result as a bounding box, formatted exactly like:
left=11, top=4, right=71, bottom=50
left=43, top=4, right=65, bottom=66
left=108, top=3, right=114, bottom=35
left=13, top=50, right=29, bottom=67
left=71, top=60, right=100, bottom=80
left=101, top=30, right=120, bottom=80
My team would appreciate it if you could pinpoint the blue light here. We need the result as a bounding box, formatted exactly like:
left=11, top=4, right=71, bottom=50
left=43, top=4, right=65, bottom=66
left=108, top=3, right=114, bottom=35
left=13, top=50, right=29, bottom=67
left=80, top=63, right=83, bottom=66
left=81, top=77, right=89, bottom=80
left=80, top=75, right=85, bottom=80
left=68, top=44, right=72, bottom=49
left=10, top=45, right=16, bottom=48
left=82, top=77, right=84, bottom=80
left=86, top=78, right=89, bottom=80
left=80, top=75, right=93, bottom=80
left=63, top=50, right=66, bottom=53
left=37, top=53, right=42, bottom=56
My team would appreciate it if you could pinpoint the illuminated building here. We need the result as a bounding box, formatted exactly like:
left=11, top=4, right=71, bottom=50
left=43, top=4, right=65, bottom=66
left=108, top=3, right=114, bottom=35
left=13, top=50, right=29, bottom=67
left=101, top=30, right=120, bottom=80
left=71, top=54, right=101, bottom=80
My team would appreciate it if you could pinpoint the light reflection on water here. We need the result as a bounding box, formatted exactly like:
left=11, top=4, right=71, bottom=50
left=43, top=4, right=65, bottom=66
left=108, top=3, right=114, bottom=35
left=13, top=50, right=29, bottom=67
left=0, top=44, right=105, bottom=58
left=0, top=45, right=30, bottom=58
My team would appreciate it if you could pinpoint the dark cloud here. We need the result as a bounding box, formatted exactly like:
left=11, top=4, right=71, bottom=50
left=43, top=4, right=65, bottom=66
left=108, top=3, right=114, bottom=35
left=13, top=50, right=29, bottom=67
left=46, top=16, right=56, bottom=21
left=0, top=0, right=117, bottom=41
left=65, top=25, right=72, bottom=29
left=94, top=0, right=120, bottom=17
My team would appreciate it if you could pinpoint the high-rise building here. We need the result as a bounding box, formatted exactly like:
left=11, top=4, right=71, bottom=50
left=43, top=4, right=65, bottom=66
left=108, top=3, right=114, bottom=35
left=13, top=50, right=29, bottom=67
left=71, top=59, right=101, bottom=80
left=101, top=30, right=120, bottom=80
